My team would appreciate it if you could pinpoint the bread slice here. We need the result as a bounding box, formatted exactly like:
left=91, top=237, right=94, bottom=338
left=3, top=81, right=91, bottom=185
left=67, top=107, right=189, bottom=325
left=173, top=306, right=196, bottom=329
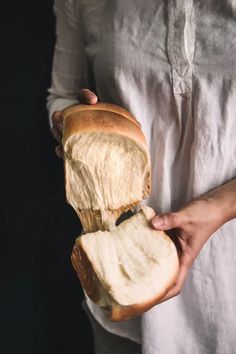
left=71, top=206, right=179, bottom=321
left=62, top=103, right=151, bottom=232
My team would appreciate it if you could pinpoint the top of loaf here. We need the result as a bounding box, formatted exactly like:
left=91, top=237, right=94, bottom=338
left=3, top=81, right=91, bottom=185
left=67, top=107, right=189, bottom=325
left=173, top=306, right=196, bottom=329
left=61, top=103, right=151, bottom=232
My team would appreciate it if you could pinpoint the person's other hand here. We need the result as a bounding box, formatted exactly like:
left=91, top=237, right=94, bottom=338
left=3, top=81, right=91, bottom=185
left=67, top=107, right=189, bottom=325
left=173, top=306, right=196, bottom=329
left=51, top=88, right=98, bottom=158
left=150, top=197, right=224, bottom=303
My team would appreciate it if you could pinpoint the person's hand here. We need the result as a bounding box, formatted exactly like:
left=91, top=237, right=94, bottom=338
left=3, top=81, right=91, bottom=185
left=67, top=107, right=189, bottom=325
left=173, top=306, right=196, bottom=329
left=150, top=196, right=225, bottom=303
left=51, top=88, right=98, bottom=158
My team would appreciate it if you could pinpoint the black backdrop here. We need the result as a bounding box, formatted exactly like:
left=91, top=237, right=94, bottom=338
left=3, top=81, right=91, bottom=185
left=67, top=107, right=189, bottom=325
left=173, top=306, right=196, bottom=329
left=0, top=2, right=94, bottom=353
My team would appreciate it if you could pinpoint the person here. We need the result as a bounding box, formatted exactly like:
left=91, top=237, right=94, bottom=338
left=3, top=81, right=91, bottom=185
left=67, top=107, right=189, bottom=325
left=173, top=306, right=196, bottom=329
left=47, top=1, right=236, bottom=353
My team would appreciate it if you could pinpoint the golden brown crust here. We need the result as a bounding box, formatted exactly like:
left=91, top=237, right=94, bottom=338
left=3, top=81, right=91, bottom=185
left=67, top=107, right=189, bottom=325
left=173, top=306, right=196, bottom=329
left=71, top=243, right=101, bottom=303
left=62, top=109, right=149, bottom=156
left=61, top=102, right=141, bottom=128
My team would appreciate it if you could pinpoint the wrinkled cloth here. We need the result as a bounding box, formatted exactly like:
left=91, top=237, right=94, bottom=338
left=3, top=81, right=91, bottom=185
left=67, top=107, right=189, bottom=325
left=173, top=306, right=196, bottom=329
left=47, top=1, right=236, bottom=353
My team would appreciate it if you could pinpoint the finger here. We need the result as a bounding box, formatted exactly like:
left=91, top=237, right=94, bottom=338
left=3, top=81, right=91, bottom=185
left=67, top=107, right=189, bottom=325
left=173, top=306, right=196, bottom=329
left=158, top=264, right=188, bottom=304
left=78, top=88, right=98, bottom=104
left=52, top=111, right=63, bottom=129
left=55, top=145, right=64, bottom=159
left=51, top=126, right=62, bottom=144
left=52, top=111, right=63, bottom=142
left=150, top=212, right=181, bottom=231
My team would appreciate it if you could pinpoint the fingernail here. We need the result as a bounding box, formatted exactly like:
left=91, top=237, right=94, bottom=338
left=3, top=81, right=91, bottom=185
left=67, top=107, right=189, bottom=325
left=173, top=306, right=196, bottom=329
left=89, top=95, right=98, bottom=104
left=151, top=216, right=164, bottom=227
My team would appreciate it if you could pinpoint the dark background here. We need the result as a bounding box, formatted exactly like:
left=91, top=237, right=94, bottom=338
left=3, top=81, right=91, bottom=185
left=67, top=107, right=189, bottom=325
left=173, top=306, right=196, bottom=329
left=0, top=1, right=94, bottom=353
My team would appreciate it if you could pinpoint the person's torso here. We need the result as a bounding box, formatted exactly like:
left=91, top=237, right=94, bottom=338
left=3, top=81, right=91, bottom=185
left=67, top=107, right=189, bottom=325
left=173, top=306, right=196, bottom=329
left=74, top=2, right=236, bottom=352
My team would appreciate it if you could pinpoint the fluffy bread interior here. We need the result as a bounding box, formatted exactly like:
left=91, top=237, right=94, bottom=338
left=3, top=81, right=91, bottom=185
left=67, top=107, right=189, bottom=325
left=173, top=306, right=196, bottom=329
left=72, top=206, right=179, bottom=320
left=64, top=131, right=150, bottom=232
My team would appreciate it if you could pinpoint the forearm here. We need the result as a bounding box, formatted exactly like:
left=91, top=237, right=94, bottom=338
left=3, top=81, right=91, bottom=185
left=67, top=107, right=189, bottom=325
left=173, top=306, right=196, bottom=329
left=151, top=179, right=236, bottom=302
left=203, top=178, right=236, bottom=224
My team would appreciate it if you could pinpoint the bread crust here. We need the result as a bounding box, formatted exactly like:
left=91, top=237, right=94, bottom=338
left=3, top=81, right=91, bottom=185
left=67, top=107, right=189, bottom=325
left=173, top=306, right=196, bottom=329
left=61, top=102, right=141, bottom=128
left=71, top=243, right=101, bottom=303
left=62, top=109, right=149, bottom=157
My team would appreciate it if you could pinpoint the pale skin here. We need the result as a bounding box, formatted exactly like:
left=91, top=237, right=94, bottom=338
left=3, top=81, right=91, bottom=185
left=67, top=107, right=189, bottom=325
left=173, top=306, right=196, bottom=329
left=52, top=88, right=236, bottom=304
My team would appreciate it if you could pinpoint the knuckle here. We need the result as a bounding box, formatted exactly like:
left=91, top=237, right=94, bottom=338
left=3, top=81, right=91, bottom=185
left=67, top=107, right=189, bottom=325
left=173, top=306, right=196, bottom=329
left=52, top=110, right=61, bottom=121
left=79, top=88, right=97, bottom=102
left=52, top=114, right=56, bottom=124
left=55, top=146, right=63, bottom=159
left=170, top=213, right=179, bottom=227
left=52, top=127, right=61, bottom=143
left=51, top=127, right=57, bottom=137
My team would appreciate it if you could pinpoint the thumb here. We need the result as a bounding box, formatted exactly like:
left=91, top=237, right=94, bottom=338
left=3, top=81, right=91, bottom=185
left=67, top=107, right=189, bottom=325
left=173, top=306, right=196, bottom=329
left=78, top=88, right=98, bottom=104
left=150, top=212, right=181, bottom=231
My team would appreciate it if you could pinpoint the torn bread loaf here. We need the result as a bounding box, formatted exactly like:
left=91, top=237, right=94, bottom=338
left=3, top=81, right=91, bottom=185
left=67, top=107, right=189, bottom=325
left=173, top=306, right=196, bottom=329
left=62, top=103, right=179, bottom=321
left=62, top=103, right=151, bottom=232
left=71, top=206, right=179, bottom=321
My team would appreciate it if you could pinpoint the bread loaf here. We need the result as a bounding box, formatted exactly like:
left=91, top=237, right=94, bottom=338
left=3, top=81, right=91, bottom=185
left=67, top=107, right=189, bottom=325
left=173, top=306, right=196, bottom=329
left=62, top=103, right=179, bottom=321
left=62, top=103, right=151, bottom=233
